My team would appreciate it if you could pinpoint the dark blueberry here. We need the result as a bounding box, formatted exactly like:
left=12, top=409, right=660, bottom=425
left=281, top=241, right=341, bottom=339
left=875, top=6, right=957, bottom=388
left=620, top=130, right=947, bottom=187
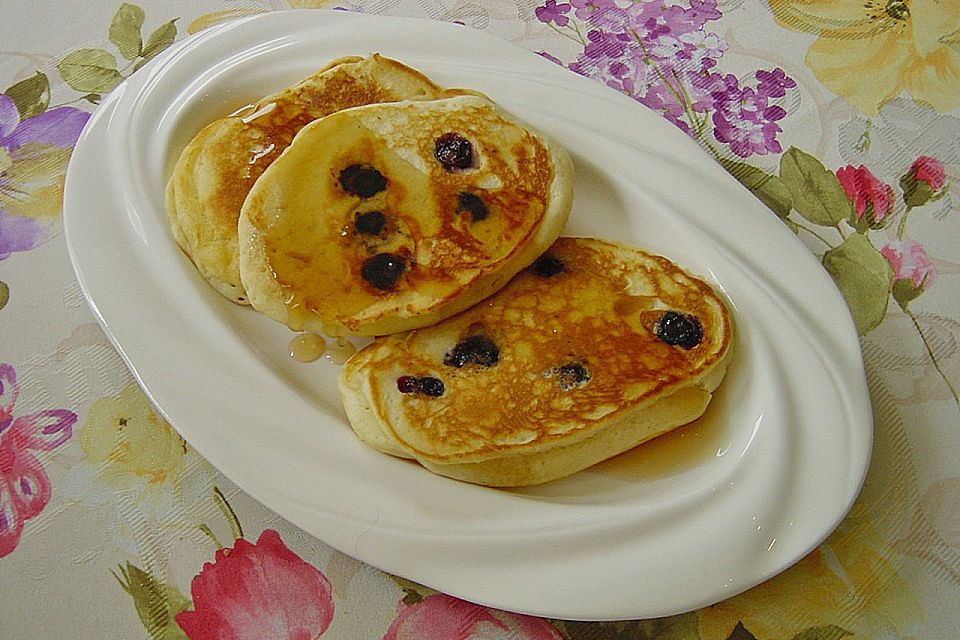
left=418, top=377, right=445, bottom=397
left=396, top=376, right=444, bottom=397
left=654, top=311, right=703, bottom=349
left=354, top=211, right=387, bottom=236
left=443, top=334, right=500, bottom=368
left=555, top=362, right=590, bottom=390
left=434, top=133, right=474, bottom=171
left=339, top=164, right=387, bottom=198
left=457, top=192, right=488, bottom=221
left=397, top=376, right=420, bottom=394
left=532, top=254, right=565, bottom=277
left=361, top=253, right=406, bottom=290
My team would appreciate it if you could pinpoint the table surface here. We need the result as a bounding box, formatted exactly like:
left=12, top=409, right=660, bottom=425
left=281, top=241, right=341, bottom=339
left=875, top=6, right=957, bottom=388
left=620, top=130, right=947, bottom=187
left=2, top=1, right=958, bottom=638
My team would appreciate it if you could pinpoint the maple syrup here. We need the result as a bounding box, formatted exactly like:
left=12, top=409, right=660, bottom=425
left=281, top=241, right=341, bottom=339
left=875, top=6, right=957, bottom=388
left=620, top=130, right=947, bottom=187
left=288, top=333, right=326, bottom=362
left=595, top=409, right=730, bottom=481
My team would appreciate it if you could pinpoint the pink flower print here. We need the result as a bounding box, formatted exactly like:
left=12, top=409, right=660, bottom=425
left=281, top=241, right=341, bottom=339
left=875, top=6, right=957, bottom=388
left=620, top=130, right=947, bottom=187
left=881, top=240, right=938, bottom=310
left=175, top=529, right=334, bottom=640
left=0, top=363, right=76, bottom=558
left=900, top=156, right=948, bottom=208
left=836, top=165, right=895, bottom=230
left=911, top=156, right=946, bottom=191
left=535, top=0, right=572, bottom=26
left=383, top=593, right=564, bottom=640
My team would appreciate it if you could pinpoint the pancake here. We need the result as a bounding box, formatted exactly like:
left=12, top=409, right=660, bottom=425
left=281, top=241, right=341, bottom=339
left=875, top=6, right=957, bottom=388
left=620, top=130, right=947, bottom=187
left=238, top=94, right=574, bottom=336
left=166, top=54, right=452, bottom=303
left=339, top=237, right=733, bottom=487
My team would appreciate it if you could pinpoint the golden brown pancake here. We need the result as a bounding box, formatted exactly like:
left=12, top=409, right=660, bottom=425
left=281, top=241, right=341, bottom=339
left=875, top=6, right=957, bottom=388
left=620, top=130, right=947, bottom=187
left=339, top=237, right=733, bottom=487
left=238, top=94, right=574, bottom=336
left=165, top=54, right=453, bottom=303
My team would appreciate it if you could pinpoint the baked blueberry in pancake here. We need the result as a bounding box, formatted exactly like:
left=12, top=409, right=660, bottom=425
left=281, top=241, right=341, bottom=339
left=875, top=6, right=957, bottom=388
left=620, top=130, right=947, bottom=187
left=238, top=94, right=574, bottom=336
left=339, top=237, right=733, bottom=487
left=165, top=54, right=453, bottom=303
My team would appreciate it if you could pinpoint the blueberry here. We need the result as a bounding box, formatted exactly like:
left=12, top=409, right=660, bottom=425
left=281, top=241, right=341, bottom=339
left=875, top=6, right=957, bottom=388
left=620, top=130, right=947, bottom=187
left=532, top=254, right=565, bottom=277
left=555, top=362, right=590, bottom=390
left=457, top=192, right=488, bottom=221
left=443, top=334, right=499, bottom=368
left=396, top=376, right=419, bottom=393
left=339, top=164, right=386, bottom=198
left=396, top=376, right=445, bottom=397
left=654, top=311, right=703, bottom=349
left=434, top=133, right=473, bottom=171
left=361, top=253, right=405, bottom=290
left=354, top=211, right=387, bottom=235
left=418, top=377, right=445, bottom=397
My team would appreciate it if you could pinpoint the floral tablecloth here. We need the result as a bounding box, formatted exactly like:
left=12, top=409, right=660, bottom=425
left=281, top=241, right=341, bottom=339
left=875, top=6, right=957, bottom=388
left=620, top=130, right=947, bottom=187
left=2, top=1, right=959, bottom=638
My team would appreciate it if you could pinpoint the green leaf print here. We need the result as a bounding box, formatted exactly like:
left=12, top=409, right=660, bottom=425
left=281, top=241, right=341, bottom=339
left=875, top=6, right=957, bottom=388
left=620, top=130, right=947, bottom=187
left=0, top=280, right=9, bottom=311
left=892, top=278, right=924, bottom=311
left=141, top=20, right=178, bottom=59
left=113, top=562, right=191, bottom=640
left=724, top=621, right=759, bottom=640
left=556, top=613, right=699, bottom=640
left=789, top=625, right=853, bottom=640
left=388, top=574, right=437, bottom=605
left=822, top=234, right=893, bottom=334
left=779, top=147, right=852, bottom=227
left=3, top=72, right=50, bottom=119
left=57, top=48, right=123, bottom=93
left=720, top=158, right=793, bottom=219
left=109, top=3, right=146, bottom=60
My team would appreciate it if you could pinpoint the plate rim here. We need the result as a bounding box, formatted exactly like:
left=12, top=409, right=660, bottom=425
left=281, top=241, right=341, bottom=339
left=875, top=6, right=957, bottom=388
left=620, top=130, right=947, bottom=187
left=64, top=9, right=873, bottom=620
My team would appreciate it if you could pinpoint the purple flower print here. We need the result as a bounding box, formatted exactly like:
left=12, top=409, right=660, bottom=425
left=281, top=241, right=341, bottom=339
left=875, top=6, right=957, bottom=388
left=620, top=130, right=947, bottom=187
left=536, top=0, right=572, bottom=26
left=755, top=68, right=796, bottom=99
left=536, top=0, right=796, bottom=158
left=0, top=363, right=77, bottom=558
left=0, top=94, right=89, bottom=261
left=711, top=71, right=794, bottom=157
left=569, top=0, right=622, bottom=22
left=538, top=51, right=565, bottom=65
left=0, top=211, right=46, bottom=260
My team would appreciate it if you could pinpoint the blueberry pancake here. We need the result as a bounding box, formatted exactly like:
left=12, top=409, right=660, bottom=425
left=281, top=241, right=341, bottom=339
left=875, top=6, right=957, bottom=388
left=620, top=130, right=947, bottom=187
left=339, top=237, right=733, bottom=487
left=165, top=54, right=453, bottom=303
left=238, top=94, right=574, bottom=336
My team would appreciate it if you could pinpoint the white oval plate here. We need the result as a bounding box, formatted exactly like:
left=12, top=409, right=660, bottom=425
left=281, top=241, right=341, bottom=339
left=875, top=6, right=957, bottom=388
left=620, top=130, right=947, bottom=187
left=64, top=10, right=872, bottom=620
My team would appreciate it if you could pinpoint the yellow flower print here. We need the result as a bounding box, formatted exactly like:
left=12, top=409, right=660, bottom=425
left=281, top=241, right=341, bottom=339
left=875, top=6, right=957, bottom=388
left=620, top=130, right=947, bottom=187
left=287, top=0, right=344, bottom=7
left=697, top=501, right=921, bottom=639
left=78, top=383, right=187, bottom=494
left=0, top=143, right=72, bottom=221
left=770, top=0, right=960, bottom=115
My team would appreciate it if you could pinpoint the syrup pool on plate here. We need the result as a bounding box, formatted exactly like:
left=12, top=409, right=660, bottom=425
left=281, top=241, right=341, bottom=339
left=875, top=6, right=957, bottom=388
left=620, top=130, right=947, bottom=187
left=323, top=337, right=357, bottom=364
left=289, top=333, right=326, bottom=362
left=594, top=404, right=731, bottom=481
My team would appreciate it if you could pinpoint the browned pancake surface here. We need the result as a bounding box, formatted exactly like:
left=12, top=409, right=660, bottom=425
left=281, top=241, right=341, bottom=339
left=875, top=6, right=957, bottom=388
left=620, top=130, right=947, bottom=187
left=202, top=56, right=441, bottom=233
left=363, top=237, right=731, bottom=462
left=166, top=54, right=449, bottom=302
left=240, top=95, right=572, bottom=335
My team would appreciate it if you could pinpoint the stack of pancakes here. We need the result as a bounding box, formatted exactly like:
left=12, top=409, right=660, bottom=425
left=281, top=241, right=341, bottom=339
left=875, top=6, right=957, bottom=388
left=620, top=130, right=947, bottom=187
left=166, top=54, right=733, bottom=487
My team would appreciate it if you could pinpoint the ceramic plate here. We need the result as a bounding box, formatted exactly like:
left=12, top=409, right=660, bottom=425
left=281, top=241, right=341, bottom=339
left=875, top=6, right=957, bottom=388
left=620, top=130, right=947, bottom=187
left=64, top=10, right=872, bottom=620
